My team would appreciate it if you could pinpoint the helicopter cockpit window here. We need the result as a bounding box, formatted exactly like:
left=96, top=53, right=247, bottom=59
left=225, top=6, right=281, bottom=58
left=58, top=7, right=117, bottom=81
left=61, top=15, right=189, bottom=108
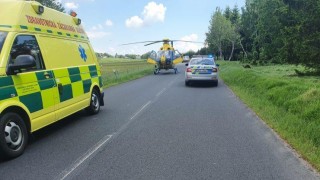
left=150, top=50, right=157, bottom=60
left=165, top=51, right=172, bottom=58
left=0, top=31, right=8, bottom=54
left=157, top=50, right=165, bottom=57
left=174, top=51, right=180, bottom=59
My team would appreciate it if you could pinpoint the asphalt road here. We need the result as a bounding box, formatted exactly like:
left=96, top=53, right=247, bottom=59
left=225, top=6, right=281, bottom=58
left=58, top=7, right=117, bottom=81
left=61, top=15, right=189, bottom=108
left=0, top=64, right=319, bottom=180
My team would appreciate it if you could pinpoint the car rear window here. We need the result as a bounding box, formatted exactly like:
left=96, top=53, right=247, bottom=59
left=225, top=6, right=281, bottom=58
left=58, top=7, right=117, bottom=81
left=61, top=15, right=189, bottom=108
left=190, top=58, right=214, bottom=65
left=0, top=31, right=8, bottom=54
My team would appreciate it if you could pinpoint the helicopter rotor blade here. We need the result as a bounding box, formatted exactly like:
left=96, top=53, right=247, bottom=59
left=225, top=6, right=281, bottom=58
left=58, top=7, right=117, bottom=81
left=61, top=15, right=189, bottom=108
left=144, top=41, right=164, bottom=46
left=121, top=41, right=159, bottom=46
left=121, top=39, right=204, bottom=46
left=170, top=40, right=204, bottom=43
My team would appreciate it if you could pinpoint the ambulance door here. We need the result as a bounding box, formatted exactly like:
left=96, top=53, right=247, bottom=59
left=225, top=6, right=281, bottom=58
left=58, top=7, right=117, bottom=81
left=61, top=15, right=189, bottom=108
left=7, top=34, right=57, bottom=131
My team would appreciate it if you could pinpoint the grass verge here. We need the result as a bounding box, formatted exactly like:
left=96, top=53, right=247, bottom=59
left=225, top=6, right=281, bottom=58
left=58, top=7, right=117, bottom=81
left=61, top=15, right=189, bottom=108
left=99, top=58, right=154, bottom=88
left=218, top=61, right=320, bottom=171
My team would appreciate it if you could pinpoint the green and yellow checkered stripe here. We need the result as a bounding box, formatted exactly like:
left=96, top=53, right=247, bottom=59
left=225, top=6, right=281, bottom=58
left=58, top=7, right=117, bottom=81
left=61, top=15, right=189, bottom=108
left=53, top=65, right=101, bottom=103
left=0, top=65, right=102, bottom=113
left=0, top=24, right=89, bottom=40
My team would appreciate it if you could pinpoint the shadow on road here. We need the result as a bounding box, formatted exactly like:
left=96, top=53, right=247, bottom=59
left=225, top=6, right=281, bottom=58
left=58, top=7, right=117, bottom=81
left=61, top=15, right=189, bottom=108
left=186, top=81, right=218, bottom=88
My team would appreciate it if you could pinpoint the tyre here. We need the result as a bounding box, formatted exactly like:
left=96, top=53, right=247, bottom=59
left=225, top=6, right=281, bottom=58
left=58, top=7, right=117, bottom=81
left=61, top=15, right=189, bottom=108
left=0, top=112, right=28, bottom=159
left=154, top=68, right=159, bottom=75
left=86, top=89, right=101, bottom=115
left=213, top=81, right=218, bottom=87
left=185, top=81, right=190, bottom=86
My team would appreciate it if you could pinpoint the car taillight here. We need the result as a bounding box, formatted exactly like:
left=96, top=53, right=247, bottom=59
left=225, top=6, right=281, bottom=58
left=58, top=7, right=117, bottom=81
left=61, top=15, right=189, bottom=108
left=186, top=68, right=192, bottom=72
left=212, top=68, right=218, bottom=72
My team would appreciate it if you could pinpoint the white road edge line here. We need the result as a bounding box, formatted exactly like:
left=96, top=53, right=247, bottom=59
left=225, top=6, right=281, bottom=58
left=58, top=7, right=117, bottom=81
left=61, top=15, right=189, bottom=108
left=156, top=88, right=167, bottom=97
left=59, top=134, right=113, bottom=180
left=58, top=101, right=152, bottom=180
left=169, top=76, right=180, bottom=86
left=130, top=101, right=151, bottom=120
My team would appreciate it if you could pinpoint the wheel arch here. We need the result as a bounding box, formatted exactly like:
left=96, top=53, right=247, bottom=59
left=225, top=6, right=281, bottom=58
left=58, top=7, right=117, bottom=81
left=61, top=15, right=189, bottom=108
left=90, top=83, right=104, bottom=106
left=1, top=106, right=31, bottom=133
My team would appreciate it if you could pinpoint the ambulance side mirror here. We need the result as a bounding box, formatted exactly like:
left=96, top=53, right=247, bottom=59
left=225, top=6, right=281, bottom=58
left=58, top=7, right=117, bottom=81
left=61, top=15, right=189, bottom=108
left=7, top=55, right=36, bottom=75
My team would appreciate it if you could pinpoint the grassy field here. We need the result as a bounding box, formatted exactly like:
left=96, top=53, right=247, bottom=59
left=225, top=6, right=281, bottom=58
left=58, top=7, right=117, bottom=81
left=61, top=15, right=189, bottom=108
left=98, top=58, right=154, bottom=87
left=218, top=61, right=320, bottom=171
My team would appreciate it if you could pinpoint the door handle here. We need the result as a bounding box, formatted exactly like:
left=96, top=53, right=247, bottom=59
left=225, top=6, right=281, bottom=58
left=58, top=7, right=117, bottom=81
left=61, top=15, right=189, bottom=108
left=58, top=83, right=63, bottom=94
left=44, top=72, right=51, bottom=79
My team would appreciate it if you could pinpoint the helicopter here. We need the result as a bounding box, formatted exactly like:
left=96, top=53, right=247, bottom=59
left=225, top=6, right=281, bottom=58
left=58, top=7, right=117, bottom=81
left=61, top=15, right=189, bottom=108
left=122, top=39, right=203, bottom=74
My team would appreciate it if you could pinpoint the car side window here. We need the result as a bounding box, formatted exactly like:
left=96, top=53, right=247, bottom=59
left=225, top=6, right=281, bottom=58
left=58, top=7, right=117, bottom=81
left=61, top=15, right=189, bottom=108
left=8, top=35, right=45, bottom=72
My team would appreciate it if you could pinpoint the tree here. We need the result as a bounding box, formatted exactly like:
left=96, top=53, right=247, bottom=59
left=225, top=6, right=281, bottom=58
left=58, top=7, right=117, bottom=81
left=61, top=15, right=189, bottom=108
left=225, top=22, right=240, bottom=61
left=224, top=6, right=232, bottom=21
left=255, top=0, right=284, bottom=62
left=141, top=52, right=151, bottom=59
left=231, top=5, right=240, bottom=25
left=206, top=7, right=242, bottom=60
left=239, top=0, right=260, bottom=60
left=185, top=50, right=197, bottom=57
left=206, top=8, right=231, bottom=60
left=281, top=0, right=320, bottom=70
left=35, top=0, right=65, bottom=12
left=197, top=47, right=211, bottom=55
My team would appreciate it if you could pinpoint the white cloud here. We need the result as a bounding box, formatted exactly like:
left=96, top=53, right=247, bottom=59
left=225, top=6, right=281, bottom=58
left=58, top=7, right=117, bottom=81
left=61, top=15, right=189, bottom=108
left=65, top=2, right=79, bottom=9
left=125, top=2, right=166, bottom=28
left=105, top=20, right=113, bottom=27
left=108, top=47, right=116, bottom=54
left=91, top=24, right=103, bottom=30
left=143, top=2, right=166, bottom=24
left=86, top=31, right=111, bottom=39
left=86, top=22, right=112, bottom=39
left=125, top=16, right=144, bottom=28
left=175, top=34, right=203, bottom=53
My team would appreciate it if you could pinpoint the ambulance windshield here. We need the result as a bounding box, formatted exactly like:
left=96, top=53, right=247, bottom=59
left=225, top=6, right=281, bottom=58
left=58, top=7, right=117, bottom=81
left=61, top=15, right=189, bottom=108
left=0, top=31, right=7, bottom=54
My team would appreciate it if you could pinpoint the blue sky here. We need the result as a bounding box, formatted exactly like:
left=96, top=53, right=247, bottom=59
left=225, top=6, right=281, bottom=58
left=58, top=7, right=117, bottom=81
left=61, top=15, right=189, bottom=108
left=59, top=0, right=245, bottom=55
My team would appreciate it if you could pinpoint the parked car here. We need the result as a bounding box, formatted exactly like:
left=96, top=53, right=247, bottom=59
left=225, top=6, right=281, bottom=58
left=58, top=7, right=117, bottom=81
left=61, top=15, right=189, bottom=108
left=185, top=56, right=219, bottom=86
left=182, top=55, right=190, bottom=62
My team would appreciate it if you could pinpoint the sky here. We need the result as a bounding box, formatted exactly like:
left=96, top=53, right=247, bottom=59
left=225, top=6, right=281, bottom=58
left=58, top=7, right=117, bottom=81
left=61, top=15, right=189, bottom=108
left=58, top=0, right=245, bottom=55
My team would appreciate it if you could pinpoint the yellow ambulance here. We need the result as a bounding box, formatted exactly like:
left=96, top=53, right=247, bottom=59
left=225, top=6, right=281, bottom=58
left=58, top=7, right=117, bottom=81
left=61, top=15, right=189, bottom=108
left=0, top=0, right=104, bottom=159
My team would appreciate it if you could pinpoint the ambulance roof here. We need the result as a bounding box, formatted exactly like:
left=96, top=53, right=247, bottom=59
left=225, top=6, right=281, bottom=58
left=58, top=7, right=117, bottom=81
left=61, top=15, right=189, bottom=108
left=0, top=0, right=89, bottom=41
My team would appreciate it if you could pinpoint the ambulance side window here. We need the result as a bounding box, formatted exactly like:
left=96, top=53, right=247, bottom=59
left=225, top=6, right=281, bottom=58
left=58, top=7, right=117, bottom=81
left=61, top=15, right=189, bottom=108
left=8, top=35, right=45, bottom=72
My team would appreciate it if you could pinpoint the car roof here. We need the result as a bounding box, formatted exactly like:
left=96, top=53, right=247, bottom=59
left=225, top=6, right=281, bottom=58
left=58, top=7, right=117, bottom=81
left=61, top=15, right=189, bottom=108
left=192, top=55, right=214, bottom=58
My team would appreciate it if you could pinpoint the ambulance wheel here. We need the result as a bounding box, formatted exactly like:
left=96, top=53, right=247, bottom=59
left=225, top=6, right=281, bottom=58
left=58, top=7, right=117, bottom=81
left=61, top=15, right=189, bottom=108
left=0, top=112, right=28, bottom=159
left=86, top=89, right=101, bottom=115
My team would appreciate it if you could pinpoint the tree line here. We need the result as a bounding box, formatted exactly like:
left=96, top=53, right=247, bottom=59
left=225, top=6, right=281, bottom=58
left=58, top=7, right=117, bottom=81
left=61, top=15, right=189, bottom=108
left=206, top=0, right=320, bottom=72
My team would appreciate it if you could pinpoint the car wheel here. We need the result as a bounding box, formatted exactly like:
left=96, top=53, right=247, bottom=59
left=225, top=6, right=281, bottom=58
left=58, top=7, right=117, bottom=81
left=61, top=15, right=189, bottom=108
left=185, top=81, right=190, bottom=86
left=86, top=89, right=101, bottom=115
left=0, top=112, right=28, bottom=159
left=213, top=81, right=218, bottom=87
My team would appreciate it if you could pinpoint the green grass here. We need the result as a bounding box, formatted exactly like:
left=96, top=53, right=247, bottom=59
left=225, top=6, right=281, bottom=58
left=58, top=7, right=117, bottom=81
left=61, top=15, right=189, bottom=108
left=98, top=58, right=154, bottom=87
left=218, top=61, right=320, bottom=171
